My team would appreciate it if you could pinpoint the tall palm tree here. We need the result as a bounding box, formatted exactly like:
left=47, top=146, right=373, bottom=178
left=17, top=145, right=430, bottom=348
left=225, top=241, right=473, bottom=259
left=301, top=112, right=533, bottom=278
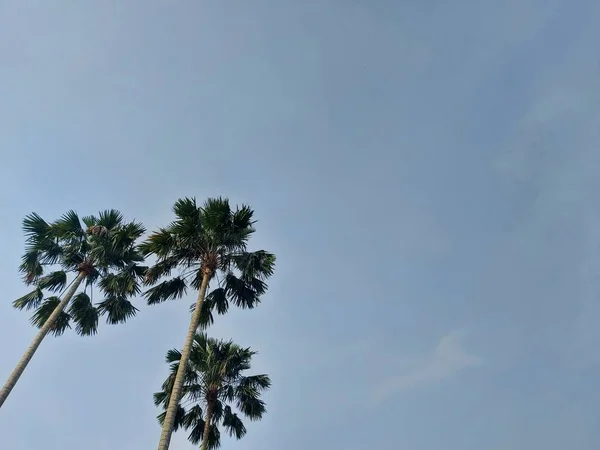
left=0, top=210, right=146, bottom=409
left=154, top=333, right=271, bottom=450
left=141, top=197, right=275, bottom=450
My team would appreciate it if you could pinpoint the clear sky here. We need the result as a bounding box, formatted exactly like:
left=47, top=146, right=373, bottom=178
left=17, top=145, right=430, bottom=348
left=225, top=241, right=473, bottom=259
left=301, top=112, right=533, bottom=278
left=1, top=1, right=599, bottom=449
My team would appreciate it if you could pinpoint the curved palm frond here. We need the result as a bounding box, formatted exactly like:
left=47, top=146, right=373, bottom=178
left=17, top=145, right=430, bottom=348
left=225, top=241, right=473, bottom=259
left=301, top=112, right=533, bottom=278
left=222, top=405, right=246, bottom=439
left=13, top=288, right=44, bottom=311
left=95, top=296, right=138, bottom=324
left=19, top=250, right=44, bottom=284
left=97, top=209, right=124, bottom=230
left=30, top=297, right=71, bottom=336
left=232, top=251, right=276, bottom=280
left=223, top=273, right=264, bottom=309
left=190, top=294, right=217, bottom=329
left=144, top=277, right=187, bottom=305
left=37, top=270, right=68, bottom=293
left=53, top=210, right=84, bottom=239
left=22, top=213, right=52, bottom=243
left=69, top=292, right=99, bottom=336
left=157, top=404, right=187, bottom=431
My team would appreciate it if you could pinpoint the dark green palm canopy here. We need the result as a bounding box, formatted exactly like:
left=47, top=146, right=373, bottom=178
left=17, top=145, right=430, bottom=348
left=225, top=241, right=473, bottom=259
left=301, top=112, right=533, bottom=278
left=13, top=209, right=146, bottom=335
left=154, top=333, right=271, bottom=449
left=140, top=197, right=276, bottom=324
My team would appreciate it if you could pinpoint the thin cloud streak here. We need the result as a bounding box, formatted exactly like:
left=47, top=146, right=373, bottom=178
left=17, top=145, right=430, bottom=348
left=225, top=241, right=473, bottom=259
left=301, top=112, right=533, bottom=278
left=374, top=330, right=481, bottom=401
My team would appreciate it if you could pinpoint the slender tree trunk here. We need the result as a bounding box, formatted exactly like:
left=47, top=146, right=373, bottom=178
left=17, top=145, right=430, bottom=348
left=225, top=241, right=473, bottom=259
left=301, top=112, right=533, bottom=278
left=0, top=271, right=86, bottom=409
left=200, top=399, right=215, bottom=450
left=157, top=271, right=212, bottom=450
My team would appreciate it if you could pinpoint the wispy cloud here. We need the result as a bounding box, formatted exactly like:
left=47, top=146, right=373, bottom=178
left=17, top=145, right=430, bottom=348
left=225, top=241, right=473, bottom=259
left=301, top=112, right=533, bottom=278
left=373, top=330, right=481, bottom=401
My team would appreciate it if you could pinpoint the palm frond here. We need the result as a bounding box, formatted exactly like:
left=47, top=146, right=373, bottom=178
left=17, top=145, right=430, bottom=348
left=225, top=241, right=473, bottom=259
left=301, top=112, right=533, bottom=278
left=222, top=405, right=247, bottom=439
left=190, top=295, right=216, bottom=329
left=201, top=197, right=232, bottom=232
left=37, top=270, right=68, bottom=293
left=206, top=423, right=222, bottom=450
left=81, top=215, right=98, bottom=228
left=165, top=348, right=183, bottom=364
left=231, top=204, right=255, bottom=230
left=185, top=405, right=208, bottom=445
left=69, top=292, right=99, bottom=336
left=98, top=270, right=141, bottom=298
left=235, top=391, right=266, bottom=421
left=37, top=239, right=64, bottom=266
left=97, top=209, right=124, bottom=230
left=109, top=221, right=146, bottom=252
left=52, top=210, right=84, bottom=238
left=143, top=257, right=180, bottom=285
left=207, top=288, right=229, bottom=315
left=13, top=288, right=43, bottom=310
left=96, top=296, right=138, bottom=324
left=154, top=390, right=168, bottom=407
left=173, top=197, right=200, bottom=221
left=157, top=404, right=187, bottom=431
left=224, top=273, right=264, bottom=309
left=30, top=297, right=71, bottom=336
left=239, top=374, right=271, bottom=391
left=22, top=213, right=51, bottom=242
left=19, top=250, right=43, bottom=284
left=144, top=277, right=187, bottom=305
left=139, top=228, right=176, bottom=258
left=232, top=251, right=276, bottom=280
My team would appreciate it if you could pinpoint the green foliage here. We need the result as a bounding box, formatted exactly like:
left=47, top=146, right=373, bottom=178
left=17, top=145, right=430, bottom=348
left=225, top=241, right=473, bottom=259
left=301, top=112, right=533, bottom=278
left=154, top=333, right=271, bottom=449
left=13, top=209, right=147, bottom=336
left=141, top=197, right=276, bottom=322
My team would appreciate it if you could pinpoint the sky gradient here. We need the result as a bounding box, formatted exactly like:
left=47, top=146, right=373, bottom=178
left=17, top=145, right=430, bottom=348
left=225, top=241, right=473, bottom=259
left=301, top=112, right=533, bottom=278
left=1, top=1, right=600, bottom=449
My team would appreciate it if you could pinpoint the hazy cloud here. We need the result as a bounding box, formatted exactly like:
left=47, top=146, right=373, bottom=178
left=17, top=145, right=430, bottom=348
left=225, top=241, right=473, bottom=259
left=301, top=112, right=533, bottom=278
left=374, top=330, right=481, bottom=401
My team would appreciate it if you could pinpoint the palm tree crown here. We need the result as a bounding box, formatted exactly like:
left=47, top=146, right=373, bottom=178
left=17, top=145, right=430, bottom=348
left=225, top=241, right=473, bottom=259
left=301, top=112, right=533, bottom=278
left=154, top=333, right=271, bottom=449
left=140, top=197, right=276, bottom=323
left=13, top=209, right=146, bottom=335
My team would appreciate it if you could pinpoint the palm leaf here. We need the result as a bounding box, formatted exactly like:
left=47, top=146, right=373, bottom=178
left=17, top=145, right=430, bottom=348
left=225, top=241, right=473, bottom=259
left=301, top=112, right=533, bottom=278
left=69, top=292, right=99, bottom=336
left=97, top=209, right=124, bottom=230
left=157, top=404, right=187, bottom=431
left=53, top=210, right=84, bottom=238
left=173, top=197, right=200, bottom=221
left=30, top=297, right=71, bottom=336
left=222, top=406, right=247, bottom=439
left=224, top=273, right=263, bottom=309
left=13, top=288, right=43, bottom=310
left=22, top=213, right=51, bottom=242
left=37, top=270, right=67, bottom=292
left=143, top=257, right=180, bottom=285
left=201, top=197, right=232, bottom=232
left=144, top=277, right=187, bottom=304
left=96, top=296, right=138, bottom=324
left=19, top=250, right=43, bottom=284
left=185, top=405, right=208, bottom=445
left=232, top=251, right=276, bottom=280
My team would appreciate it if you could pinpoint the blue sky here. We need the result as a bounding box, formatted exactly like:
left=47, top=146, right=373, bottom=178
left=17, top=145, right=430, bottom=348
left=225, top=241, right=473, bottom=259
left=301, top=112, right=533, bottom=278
left=1, top=1, right=600, bottom=449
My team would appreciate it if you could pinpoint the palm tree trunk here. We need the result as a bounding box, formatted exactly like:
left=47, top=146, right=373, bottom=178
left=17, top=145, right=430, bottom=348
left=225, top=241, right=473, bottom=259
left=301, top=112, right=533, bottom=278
left=0, top=271, right=86, bottom=409
left=157, top=271, right=212, bottom=450
left=200, top=399, right=215, bottom=450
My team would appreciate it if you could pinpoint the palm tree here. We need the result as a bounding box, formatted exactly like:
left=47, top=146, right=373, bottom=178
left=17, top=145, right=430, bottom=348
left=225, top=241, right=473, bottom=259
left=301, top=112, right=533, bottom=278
left=154, top=333, right=271, bottom=450
left=140, top=197, right=275, bottom=450
left=0, top=210, right=146, bottom=409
